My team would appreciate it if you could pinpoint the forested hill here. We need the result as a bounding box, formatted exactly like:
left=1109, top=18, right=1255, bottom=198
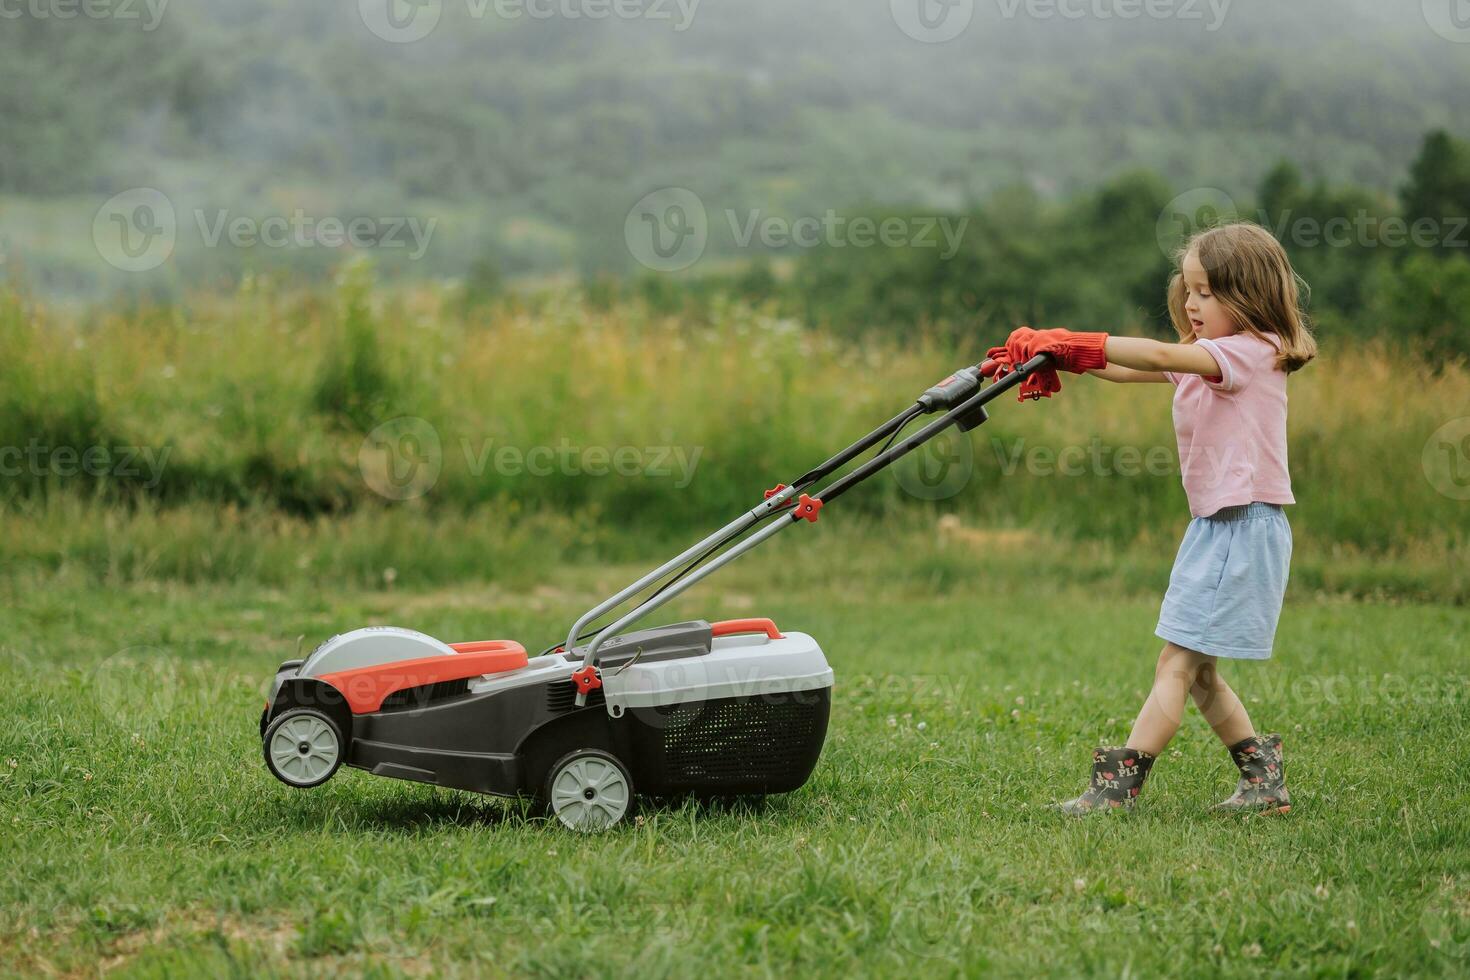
left=3, top=0, right=1469, bottom=281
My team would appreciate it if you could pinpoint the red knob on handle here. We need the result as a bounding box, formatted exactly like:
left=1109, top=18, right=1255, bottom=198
left=791, top=494, right=823, bottom=523
left=571, top=665, right=602, bottom=695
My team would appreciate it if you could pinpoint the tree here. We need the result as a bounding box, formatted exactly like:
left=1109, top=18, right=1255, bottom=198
left=1401, top=130, right=1470, bottom=255
left=1258, top=162, right=1305, bottom=222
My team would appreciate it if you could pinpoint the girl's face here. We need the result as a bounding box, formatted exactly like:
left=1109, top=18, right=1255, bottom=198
left=1181, top=250, right=1238, bottom=341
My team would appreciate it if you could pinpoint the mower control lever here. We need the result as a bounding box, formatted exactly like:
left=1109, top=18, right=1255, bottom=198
left=917, top=366, right=984, bottom=413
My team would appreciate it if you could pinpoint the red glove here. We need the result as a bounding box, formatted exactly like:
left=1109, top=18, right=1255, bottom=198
left=1009, top=327, right=1109, bottom=374
left=1003, top=326, right=1038, bottom=370
left=985, top=338, right=1063, bottom=402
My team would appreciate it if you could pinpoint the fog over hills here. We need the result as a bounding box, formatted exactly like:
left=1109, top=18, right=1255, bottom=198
left=2, top=0, right=1467, bottom=287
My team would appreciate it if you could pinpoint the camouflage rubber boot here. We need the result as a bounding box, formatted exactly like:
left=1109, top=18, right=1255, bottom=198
left=1054, top=746, right=1156, bottom=816
left=1212, top=733, right=1291, bottom=814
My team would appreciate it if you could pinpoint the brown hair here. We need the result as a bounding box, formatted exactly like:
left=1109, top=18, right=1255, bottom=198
left=1167, top=222, right=1317, bottom=373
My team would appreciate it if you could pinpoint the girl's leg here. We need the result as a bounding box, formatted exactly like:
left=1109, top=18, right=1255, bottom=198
left=1188, top=658, right=1256, bottom=747
left=1055, top=644, right=1194, bottom=814
left=1192, top=663, right=1287, bottom=813
left=1126, top=642, right=1210, bottom=756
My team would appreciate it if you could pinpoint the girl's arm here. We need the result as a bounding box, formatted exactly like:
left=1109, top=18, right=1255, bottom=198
left=1086, top=363, right=1169, bottom=384
left=1086, top=336, right=1222, bottom=384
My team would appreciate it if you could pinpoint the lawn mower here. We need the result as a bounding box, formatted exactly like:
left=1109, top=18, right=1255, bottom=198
left=258, top=351, right=1053, bottom=830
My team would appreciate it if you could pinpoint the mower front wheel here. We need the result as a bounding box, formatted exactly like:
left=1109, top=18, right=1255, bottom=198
left=542, top=749, right=634, bottom=832
left=263, top=707, right=345, bottom=788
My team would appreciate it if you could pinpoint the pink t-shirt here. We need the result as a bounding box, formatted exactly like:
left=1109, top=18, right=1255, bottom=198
left=1163, top=332, right=1295, bottom=518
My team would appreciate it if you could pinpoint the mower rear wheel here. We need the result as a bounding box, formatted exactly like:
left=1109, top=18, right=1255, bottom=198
left=263, top=707, right=344, bottom=788
left=543, top=749, right=634, bottom=832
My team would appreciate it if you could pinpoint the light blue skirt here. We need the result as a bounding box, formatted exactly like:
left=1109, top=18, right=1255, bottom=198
left=1155, top=502, right=1292, bottom=661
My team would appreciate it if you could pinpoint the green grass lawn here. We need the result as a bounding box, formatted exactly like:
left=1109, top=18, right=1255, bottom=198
left=2, top=541, right=1469, bottom=977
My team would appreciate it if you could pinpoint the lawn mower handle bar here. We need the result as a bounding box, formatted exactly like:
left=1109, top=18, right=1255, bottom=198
left=567, top=353, right=1053, bottom=671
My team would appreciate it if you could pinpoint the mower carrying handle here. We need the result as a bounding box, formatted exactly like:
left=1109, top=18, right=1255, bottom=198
left=568, top=352, right=1054, bottom=675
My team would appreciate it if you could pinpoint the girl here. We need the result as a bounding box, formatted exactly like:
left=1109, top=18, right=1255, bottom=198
left=989, top=222, right=1317, bottom=815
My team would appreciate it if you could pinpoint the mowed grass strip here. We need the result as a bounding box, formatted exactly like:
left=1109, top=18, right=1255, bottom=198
left=1, top=549, right=1467, bottom=977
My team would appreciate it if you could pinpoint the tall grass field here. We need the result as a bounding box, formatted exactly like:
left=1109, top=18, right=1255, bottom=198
left=1, top=272, right=1465, bottom=599
left=1, top=275, right=1468, bottom=976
